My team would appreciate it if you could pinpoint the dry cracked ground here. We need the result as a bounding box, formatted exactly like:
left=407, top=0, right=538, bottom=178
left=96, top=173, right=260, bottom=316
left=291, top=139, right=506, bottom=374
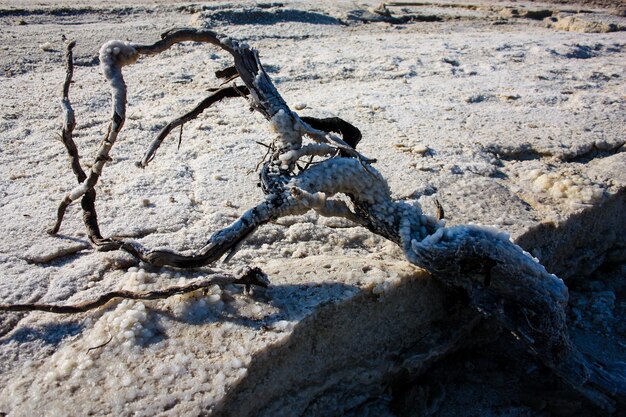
left=0, top=1, right=624, bottom=416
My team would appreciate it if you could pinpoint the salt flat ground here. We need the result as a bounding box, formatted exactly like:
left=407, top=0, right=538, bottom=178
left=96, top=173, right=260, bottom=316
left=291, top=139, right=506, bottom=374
left=0, top=1, right=624, bottom=416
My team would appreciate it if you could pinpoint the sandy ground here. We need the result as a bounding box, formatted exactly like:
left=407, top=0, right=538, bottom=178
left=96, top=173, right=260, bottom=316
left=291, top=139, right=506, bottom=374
left=0, top=1, right=624, bottom=416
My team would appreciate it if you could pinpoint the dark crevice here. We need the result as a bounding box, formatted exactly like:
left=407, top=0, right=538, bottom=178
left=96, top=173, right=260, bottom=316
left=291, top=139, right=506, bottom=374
left=200, top=8, right=344, bottom=26
left=0, top=6, right=140, bottom=18
left=564, top=142, right=625, bottom=163
left=485, top=142, right=624, bottom=164
left=484, top=144, right=548, bottom=162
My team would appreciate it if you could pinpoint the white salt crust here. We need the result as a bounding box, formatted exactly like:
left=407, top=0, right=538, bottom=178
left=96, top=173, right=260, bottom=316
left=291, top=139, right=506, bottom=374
left=270, top=109, right=305, bottom=151
left=99, top=40, right=139, bottom=119
left=3, top=267, right=275, bottom=417
left=525, top=168, right=604, bottom=208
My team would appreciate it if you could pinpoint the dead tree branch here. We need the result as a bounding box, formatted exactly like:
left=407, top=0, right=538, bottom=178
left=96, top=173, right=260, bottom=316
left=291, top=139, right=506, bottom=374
left=48, top=40, right=107, bottom=246
left=49, top=30, right=234, bottom=239
left=0, top=268, right=268, bottom=314
left=42, top=29, right=626, bottom=412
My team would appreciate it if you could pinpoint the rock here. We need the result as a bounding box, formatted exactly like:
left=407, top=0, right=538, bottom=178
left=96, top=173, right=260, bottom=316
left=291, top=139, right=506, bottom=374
left=546, top=13, right=626, bottom=33
left=499, top=7, right=553, bottom=20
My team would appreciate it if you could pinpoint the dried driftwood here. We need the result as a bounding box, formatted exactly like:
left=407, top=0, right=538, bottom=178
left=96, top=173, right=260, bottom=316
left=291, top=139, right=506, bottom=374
left=28, top=29, right=625, bottom=412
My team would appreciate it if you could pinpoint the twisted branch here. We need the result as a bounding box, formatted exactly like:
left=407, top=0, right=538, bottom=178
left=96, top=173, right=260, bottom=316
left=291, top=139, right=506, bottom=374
left=41, top=29, right=626, bottom=412
left=48, top=41, right=105, bottom=244
left=49, top=30, right=239, bottom=238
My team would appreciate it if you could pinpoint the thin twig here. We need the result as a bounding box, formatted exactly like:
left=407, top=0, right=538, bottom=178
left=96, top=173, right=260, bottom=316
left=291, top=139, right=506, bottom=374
left=137, top=85, right=250, bottom=167
left=435, top=199, right=444, bottom=220
left=300, top=155, right=316, bottom=171
left=253, top=141, right=274, bottom=173
left=87, top=332, right=113, bottom=353
left=177, top=124, right=184, bottom=150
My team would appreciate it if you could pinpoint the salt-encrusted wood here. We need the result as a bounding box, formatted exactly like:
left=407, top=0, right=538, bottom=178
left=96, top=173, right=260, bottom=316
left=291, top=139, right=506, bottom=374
left=49, top=40, right=138, bottom=239
left=49, top=28, right=373, bottom=238
left=411, top=225, right=625, bottom=412
left=46, top=29, right=625, bottom=412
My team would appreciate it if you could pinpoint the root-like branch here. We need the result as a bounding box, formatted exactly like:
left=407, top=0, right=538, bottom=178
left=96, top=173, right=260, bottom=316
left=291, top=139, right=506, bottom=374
left=49, top=39, right=134, bottom=237
left=0, top=268, right=268, bottom=314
